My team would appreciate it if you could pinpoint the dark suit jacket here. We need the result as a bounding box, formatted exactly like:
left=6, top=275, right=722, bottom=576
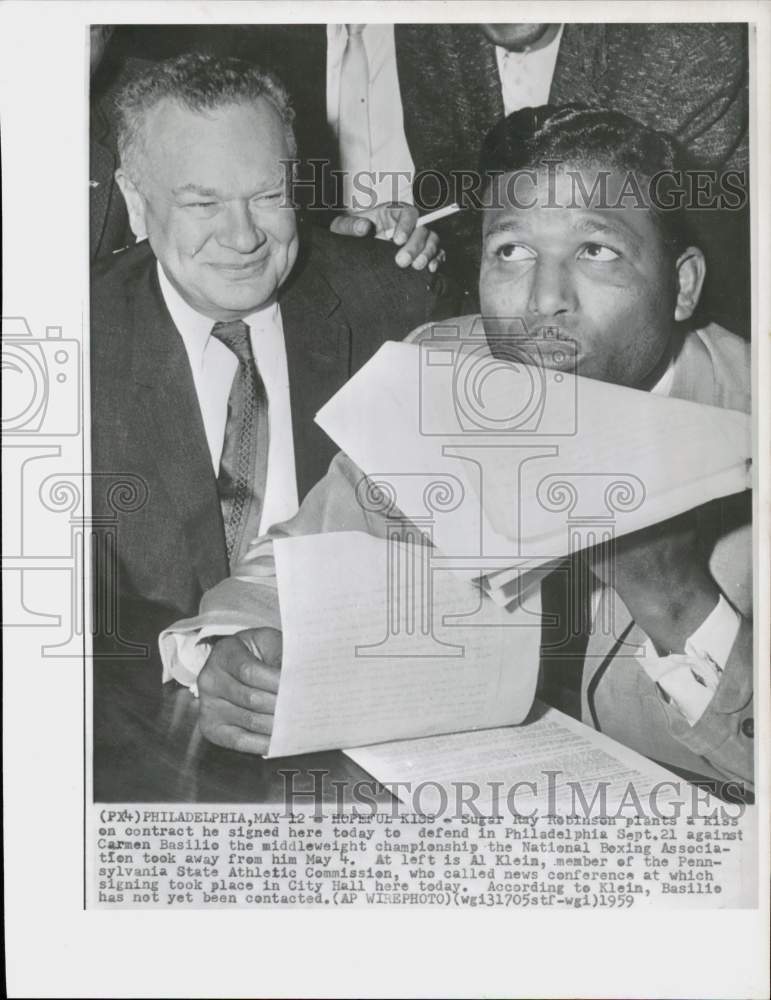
left=90, top=99, right=131, bottom=261
left=90, top=226, right=454, bottom=638
left=90, top=54, right=154, bottom=262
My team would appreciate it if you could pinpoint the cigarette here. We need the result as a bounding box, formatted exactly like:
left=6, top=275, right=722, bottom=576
left=417, top=203, right=462, bottom=227
left=378, top=203, right=462, bottom=241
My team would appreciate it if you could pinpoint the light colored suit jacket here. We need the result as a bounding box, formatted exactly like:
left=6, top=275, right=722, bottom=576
left=161, top=320, right=753, bottom=786
left=580, top=325, right=752, bottom=786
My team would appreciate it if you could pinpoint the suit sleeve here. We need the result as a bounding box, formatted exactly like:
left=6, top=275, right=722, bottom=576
left=158, top=451, right=386, bottom=684
left=678, top=25, right=749, bottom=170
left=653, top=24, right=748, bottom=171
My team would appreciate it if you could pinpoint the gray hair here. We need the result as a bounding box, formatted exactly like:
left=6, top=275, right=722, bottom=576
left=114, top=52, right=297, bottom=184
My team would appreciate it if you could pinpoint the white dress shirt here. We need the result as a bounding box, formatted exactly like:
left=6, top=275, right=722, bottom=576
left=157, top=264, right=299, bottom=535
left=494, top=25, right=564, bottom=114
left=638, top=595, right=740, bottom=724
left=327, top=23, right=415, bottom=209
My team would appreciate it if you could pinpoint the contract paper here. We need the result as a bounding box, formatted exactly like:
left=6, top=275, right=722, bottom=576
left=265, top=531, right=542, bottom=757
left=345, top=703, right=690, bottom=814
left=315, top=339, right=751, bottom=573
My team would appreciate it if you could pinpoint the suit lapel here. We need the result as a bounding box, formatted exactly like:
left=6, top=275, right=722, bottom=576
left=395, top=25, right=502, bottom=182
left=453, top=27, right=504, bottom=150
left=130, top=262, right=228, bottom=594
left=582, top=585, right=643, bottom=723
left=550, top=24, right=609, bottom=104
left=279, top=245, right=350, bottom=500
left=90, top=103, right=117, bottom=255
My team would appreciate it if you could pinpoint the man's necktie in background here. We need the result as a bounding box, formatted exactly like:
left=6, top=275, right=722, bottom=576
left=210, top=320, right=269, bottom=568
left=338, top=24, right=370, bottom=209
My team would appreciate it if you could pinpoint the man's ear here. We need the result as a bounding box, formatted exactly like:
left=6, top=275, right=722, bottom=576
left=674, top=246, right=706, bottom=322
left=115, top=169, right=148, bottom=241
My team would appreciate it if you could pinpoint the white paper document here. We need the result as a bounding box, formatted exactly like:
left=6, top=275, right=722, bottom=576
left=315, top=339, right=751, bottom=573
left=265, top=531, right=542, bottom=757
left=345, top=703, right=690, bottom=814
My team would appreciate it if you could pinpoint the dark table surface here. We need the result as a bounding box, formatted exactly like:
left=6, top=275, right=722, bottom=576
left=92, top=646, right=395, bottom=805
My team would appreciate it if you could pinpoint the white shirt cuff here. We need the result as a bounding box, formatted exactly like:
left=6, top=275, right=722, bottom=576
left=158, top=623, right=249, bottom=690
left=638, top=595, right=741, bottom=725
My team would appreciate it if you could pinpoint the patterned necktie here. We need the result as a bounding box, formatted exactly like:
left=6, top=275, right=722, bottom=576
left=210, top=320, right=269, bottom=568
left=338, top=23, right=370, bottom=208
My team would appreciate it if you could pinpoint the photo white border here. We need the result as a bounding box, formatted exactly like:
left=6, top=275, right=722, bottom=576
left=2, top=2, right=768, bottom=997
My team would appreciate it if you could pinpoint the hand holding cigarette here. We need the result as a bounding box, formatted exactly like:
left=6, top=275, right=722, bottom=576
left=329, top=202, right=461, bottom=272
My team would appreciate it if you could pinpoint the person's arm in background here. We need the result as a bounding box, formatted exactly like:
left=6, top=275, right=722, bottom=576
left=324, top=21, right=443, bottom=271
left=641, top=23, right=749, bottom=337
left=663, top=23, right=748, bottom=172
left=330, top=205, right=444, bottom=273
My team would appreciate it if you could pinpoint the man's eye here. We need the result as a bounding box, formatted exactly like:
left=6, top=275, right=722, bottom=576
left=496, top=243, right=535, bottom=262
left=184, top=202, right=217, bottom=210
left=579, top=243, right=620, bottom=262
left=252, top=192, right=283, bottom=206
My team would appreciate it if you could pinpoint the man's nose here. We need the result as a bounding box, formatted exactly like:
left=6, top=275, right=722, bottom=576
left=218, top=201, right=267, bottom=253
left=527, top=258, right=576, bottom=317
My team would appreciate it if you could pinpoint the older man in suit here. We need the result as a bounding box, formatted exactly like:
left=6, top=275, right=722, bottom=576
left=160, top=106, right=752, bottom=789
left=90, top=53, right=452, bottom=646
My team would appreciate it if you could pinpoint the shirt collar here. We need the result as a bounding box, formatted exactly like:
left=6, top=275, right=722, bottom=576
left=156, top=261, right=280, bottom=364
